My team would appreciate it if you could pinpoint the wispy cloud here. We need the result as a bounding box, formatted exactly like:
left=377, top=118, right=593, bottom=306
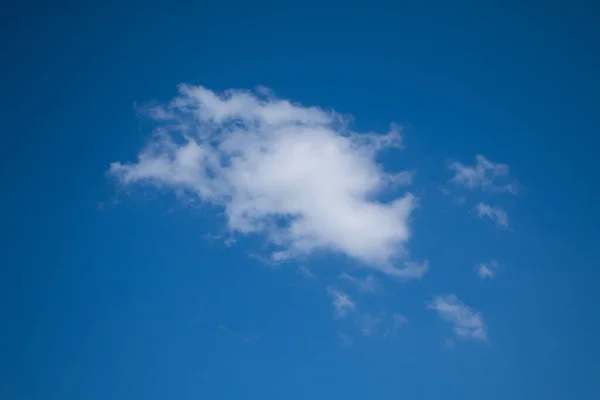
left=439, top=187, right=467, bottom=205
left=337, top=332, right=353, bottom=347
left=217, top=325, right=260, bottom=343
left=427, top=295, right=487, bottom=341
left=297, top=266, right=316, bottom=279
left=357, top=313, right=384, bottom=336
left=476, top=260, right=500, bottom=280
left=110, top=85, right=423, bottom=277
left=396, top=260, right=429, bottom=280
left=475, top=203, right=509, bottom=228
left=338, top=273, right=381, bottom=293
left=203, top=232, right=236, bottom=247
left=384, top=313, right=408, bottom=338
left=327, top=287, right=356, bottom=318
left=392, top=313, right=409, bottom=327
left=449, top=155, right=517, bottom=194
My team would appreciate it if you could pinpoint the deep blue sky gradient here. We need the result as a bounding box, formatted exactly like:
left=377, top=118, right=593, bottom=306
left=2, top=1, right=599, bottom=399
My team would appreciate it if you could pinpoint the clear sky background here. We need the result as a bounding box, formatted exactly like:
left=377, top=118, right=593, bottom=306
left=2, top=1, right=599, bottom=399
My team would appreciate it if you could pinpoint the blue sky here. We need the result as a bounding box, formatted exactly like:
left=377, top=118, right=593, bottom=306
left=2, top=1, right=600, bottom=399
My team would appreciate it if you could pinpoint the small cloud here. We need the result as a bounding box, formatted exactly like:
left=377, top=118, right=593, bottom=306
left=217, top=325, right=259, bottom=343
left=384, top=313, right=409, bottom=338
left=203, top=232, right=236, bottom=247
left=338, top=273, right=380, bottom=293
left=476, top=260, right=500, bottom=280
left=391, top=260, right=429, bottom=280
left=439, top=187, right=467, bottom=205
left=387, top=170, right=415, bottom=185
left=203, top=232, right=222, bottom=241
left=327, top=287, right=356, bottom=318
left=298, top=266, right=316, bottom=279
left=338, top=332, right=353, bottom=347
left=358, top=313, right=384, bottom=336
left=217, top=324, right=235, bottom=337
left=248, top=253, right=279, bottom=267
left=444, top=338, right=456, bottom=349
left=96, top=197, right=120, bottom=210
left=475, top=202, right=508, bottom=228
left=240, top=334, right=260, bottom=343
left=477, top=264, right=494, bottom=279
left=392, top=313, right=408, bottom=326
left=448, top=155, right=517, bottom=194
left=427, top=295, right=487, bottom=341
left=454, top=196, right=467, bottom=205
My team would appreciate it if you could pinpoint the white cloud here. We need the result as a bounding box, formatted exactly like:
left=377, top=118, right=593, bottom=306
left=427, top=295, right=487, bottom=341
left=476, top=260, right=500, bottom=280
left=475, top=203, right=509, bottom=228
left=477, top=264, right=494, bottom=279
left=327, top=287, right=356, bottom=318
left=110, top=85, right=423, bottom=277
left=449, top=155, right=517, bottom=194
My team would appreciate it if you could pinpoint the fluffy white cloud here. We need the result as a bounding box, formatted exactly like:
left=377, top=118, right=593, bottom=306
left=110, top=85, right=422, bottom=276
left=449, top=155, right=517, bottom=194
left=428, top=295, right=487, bottom=341
left=477, top=260, right=500, bottom=280
left=475, top=203, right=509, bottom=228
left=327, top=287, right=356, bottom=318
